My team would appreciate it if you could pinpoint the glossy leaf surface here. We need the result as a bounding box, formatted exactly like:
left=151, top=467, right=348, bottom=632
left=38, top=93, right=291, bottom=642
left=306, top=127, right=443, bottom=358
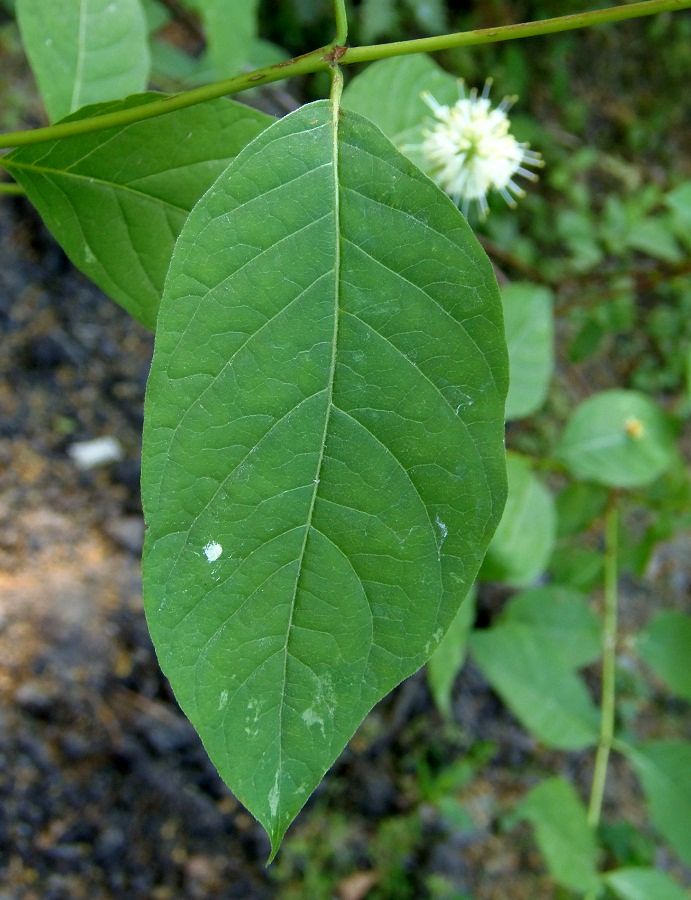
left=6, top=95, right=272, bottom=328
left=142, top=100, right=507, bottom=852
left=16, top=0, right=150, bottom=121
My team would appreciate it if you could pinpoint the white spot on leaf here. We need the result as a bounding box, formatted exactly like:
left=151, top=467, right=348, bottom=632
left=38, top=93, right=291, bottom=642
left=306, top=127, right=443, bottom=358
left=203, top=541, right=222, bottom=562
left=434, top=515, right=448, bottom=557
left=218, top=689, right=228, bottom=710
left=268, top=771, right=280, bottom=818
left=301, top=673, right=335, bottom=738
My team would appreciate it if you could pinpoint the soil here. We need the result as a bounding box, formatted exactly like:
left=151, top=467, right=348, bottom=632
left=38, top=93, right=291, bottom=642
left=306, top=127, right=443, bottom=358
left=1, top=189, right=689, bottom=899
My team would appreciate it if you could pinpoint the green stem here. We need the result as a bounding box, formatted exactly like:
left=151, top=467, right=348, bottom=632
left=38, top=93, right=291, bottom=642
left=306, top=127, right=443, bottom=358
left=345, top=0, right=691, bottom=63
left=587, top=497, right=619, bottom=831
left=0, top=0, right=688, bottom=149
left=0, top=182, right=25, bottom=195
left=333, top=0, right=349, bottom=46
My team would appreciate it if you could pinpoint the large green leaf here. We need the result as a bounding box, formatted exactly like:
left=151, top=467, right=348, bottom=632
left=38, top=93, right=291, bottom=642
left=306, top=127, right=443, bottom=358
left=16, top=0, right=150, bottom=121
left=142, top=100, right=507, bottom=853
left=502, top=282, right=554, bottom=420
left=479, top=453, right=556, bottom=586
left=624, top=741, right=691, bottom=864
left=5, top=95, right=272, bottom=328
left=636, top=611, right=691, bottom=702
left=557, top=390, right=676, bottom=488
left=514, top=777, right=601, bottom=894
left=470, top=587, right=600, bottom=749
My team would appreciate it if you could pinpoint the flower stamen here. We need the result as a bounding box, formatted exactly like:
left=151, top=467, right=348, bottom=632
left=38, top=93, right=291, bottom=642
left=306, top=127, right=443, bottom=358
left=417, top=79, right=543, bottom=219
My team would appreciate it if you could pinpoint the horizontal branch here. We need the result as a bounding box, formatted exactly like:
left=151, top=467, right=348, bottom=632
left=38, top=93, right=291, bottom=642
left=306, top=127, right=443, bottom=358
left=345, top=0, right=691, bottom=63
left=0, top=0, right=689, bottom=149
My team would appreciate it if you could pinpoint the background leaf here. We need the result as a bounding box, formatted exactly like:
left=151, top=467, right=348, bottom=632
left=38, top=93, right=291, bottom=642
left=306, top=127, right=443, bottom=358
left=502, top=282, right=554, bottom=420
left=557, top=390, right=676, bottom=488
left=16, top=0, right=150, bottom=121
left=605, top=867, right=689, bottom=900
left=194, top=0, right=260, bottom=76
left=142, top=101, right=507, bottom=853
left=470, top=587, right=600, bottom=749
left=623, top=741, right=691, bottom=865
left=427, top=587, right=476, bottom=718
left=636, top=611, right=691, bottom=701
left=514, top=777, right=601, bottom=893
left=5, top=95, right=272, bottom=328
left=479, top=453, right=556, bottom=586
left=342, top=54, right=458, bottom=164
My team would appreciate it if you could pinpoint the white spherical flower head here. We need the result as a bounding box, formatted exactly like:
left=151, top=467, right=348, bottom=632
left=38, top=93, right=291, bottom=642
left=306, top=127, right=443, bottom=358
left=420, top=81, right=543, bottom=218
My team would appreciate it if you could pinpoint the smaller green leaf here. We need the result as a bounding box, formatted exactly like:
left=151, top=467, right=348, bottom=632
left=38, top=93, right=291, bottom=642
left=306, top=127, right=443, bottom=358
left=626, top=217, right=682, bottom=264
left=17, top=0, right=150, bottom=121
left=623, top=741, right=691, bottom=865
left=556, top=482, right=608, bottom=538
left=427, top=587, right=476, bottom=718
left=514, top=777, right=600, bottom=894
left=500, top=586, right=601, bottom=669
left=470, top=587, right=600, bottom=749
left=142, top=0, right=170, bottom=33
left=343, top=54, right=458, bottom=156
left=548, top=544, right=604, bottom=593
left=5, top=94, right=272, bottom=328
left=195, top=0, right=259, bottom=77
left=360, top=0, right=400, bottom=42
left=557, top=390, right=676, bottom=489
left=502, top=282, right=554, bottom=420
left=402, top=0, right=448, bottom=34
left=480, top=454, right=556, bottom=586
left=665, top=180, right=691, bottom=241
left=605, top=867, right=689, bottom=900
left=637, top=611, right=691, bottom=701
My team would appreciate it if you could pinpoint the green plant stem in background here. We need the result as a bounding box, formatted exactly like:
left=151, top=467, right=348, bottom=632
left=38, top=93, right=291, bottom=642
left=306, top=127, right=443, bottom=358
left=344, top=0, right=691, bottom=63
left=587, top=498, right=620, bottom=831
left=0, top=0, right=689, bottom=149
left=0, top=182, right=25, bottom=195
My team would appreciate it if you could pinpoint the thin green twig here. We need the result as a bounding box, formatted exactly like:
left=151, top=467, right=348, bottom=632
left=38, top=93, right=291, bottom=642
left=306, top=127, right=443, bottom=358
left=0, top=182, right=25, bottom=195
left=333, top=0, right=349, bottom=46
left=0, top=0, right=688, bottom=149
left=345, top=0, right=691, bottom=63
left=588, top=497, right=620, bottom=830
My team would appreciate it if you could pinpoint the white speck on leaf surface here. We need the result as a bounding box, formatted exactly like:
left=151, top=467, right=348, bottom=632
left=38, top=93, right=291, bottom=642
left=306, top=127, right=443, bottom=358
left=434, top=515, right=448, bottom=557
left=268, top=772, right=280, bottom=818
left=301, top=673, right=335, bottom=738
left=203, top=541, right=222, bottom=562
left=218, top=689, right=228, bottom=710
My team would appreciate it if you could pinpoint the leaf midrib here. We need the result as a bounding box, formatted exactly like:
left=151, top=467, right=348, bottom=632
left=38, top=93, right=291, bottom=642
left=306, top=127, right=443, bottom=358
left=273, top=104, right=343, bottom=829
